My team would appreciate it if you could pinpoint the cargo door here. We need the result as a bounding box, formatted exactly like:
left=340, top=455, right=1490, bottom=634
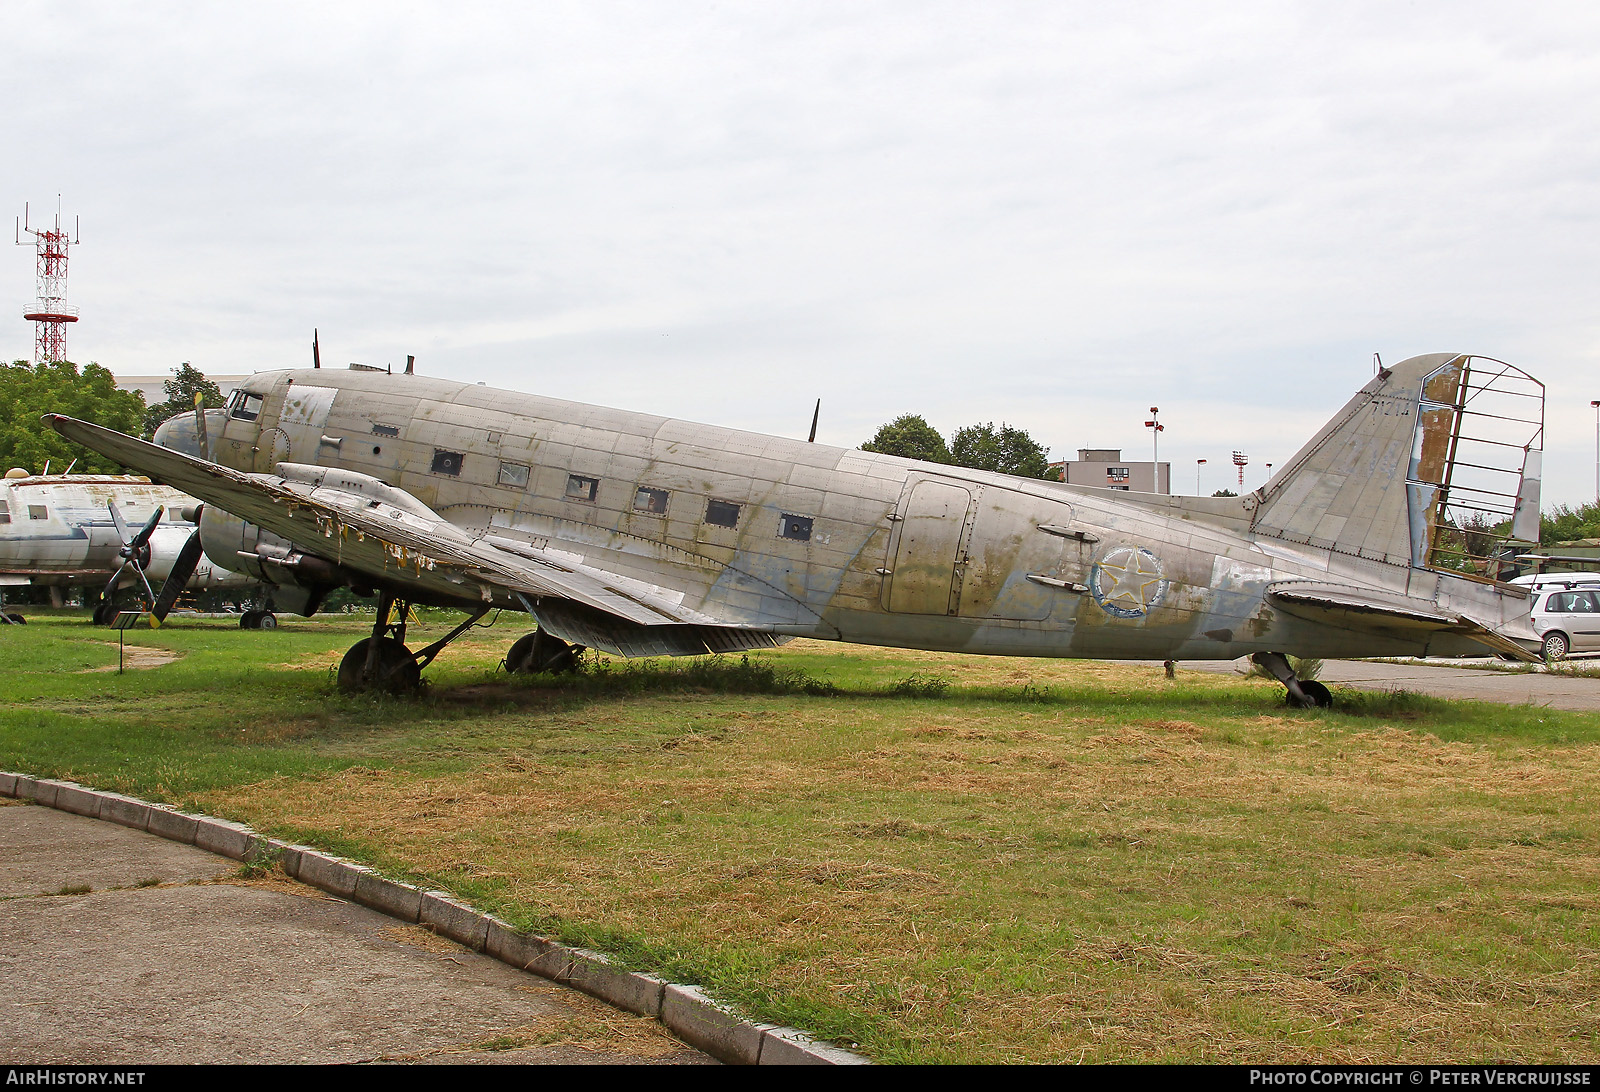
left=883, top=478, right=975, bottom=615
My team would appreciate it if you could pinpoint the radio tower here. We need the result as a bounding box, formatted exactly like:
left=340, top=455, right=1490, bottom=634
left=16, top=200, right=80, bottom=364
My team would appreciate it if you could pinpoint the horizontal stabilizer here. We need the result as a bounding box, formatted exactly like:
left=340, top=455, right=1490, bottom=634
left=1269, top=581, right=1537, bottom=661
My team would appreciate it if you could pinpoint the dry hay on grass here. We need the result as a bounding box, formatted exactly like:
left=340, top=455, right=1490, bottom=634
left=187, top=659, right=1600, bottom=1062
left=81, top=642, right=181, bottom=672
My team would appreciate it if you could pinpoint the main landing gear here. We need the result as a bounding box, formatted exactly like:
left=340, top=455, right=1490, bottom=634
left=1251, top=652, right=1332, bottom=709
left=504, top=629, right=584, bottom=675
left=336, top=591, right=489, bottom=694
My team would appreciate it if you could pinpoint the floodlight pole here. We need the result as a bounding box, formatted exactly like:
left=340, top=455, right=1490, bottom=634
left=1144, top=407, right=1164, bottom=492
left=1196, top=458, right=1206, bottom=495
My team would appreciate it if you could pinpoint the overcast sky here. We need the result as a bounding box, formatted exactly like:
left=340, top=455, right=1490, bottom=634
left=6, top=1, right=1598, bottom=504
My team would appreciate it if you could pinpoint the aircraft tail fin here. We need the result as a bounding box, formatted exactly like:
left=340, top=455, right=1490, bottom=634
left=1251, top=354, right=1543, bottom=578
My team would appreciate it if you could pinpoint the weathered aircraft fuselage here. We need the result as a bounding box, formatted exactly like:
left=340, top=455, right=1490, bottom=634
left=174, top=353, right=1535, bottom=661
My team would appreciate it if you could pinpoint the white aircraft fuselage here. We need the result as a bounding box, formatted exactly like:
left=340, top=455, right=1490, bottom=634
left=0, top=473, right=243, bottom=594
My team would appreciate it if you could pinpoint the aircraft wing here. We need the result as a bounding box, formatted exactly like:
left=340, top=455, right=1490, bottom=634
left=45, top=414, right=787, bottom=657
left=1267, top=581, right=1538, bottom=661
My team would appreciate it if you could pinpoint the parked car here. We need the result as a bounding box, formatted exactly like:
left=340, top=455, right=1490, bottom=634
left=1530, top=587, right=1600, bottom=661
left=1510, top=571, right=1600, bottom=591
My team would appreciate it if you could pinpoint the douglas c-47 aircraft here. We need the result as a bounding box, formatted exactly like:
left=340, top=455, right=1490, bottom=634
left=46, top=352, right=1545, bottom=705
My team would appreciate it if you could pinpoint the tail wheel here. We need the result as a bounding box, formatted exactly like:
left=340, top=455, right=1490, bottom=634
left=1543, top=632, right=1570, bottom=663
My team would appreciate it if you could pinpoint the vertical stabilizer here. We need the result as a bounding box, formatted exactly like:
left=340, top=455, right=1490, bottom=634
left=1253, top=354, right=1543, bottom=577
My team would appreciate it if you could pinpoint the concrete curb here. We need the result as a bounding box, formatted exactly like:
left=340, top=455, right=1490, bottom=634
left=1, top=773, right=870, bottom=1066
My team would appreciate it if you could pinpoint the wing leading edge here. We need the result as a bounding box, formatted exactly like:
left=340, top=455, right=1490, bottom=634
left=44, top=414, right=788, bottom=657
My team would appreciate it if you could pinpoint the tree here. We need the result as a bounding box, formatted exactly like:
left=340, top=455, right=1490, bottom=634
left=142, top=362, right=225, bottom=438
left=1212, top=489, right=1238, bottom=498
left=0, top=360, right=146, bottom=475
left=861, top=414, right=951, bottom=464
left=948, top=421, right=1052, bottom=479
left=1541, top=501, right=1600, bottom=546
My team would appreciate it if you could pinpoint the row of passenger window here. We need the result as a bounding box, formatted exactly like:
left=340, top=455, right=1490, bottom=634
left=427, top=446, right=814, bottom=542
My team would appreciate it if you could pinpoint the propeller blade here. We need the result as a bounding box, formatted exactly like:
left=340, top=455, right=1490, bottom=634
left=151, top=530, right=204, bottom=621
left=192, top=392, right=210, bottom=461
left=130, top=506, right=164, bottom=552
left=132, top=561, right=160, bottom=625
left=108, top=500, right=129, bottom=545
left=101, top=562, right=128, bottom=607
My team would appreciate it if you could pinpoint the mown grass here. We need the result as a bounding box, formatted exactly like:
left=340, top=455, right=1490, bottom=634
left=4, top=611, right=1600, bottom=1062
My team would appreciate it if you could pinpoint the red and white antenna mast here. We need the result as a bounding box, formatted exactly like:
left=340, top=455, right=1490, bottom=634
left=16, top=199, right=80, bottom=364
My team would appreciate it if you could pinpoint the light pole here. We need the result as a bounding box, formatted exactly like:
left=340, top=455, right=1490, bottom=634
left=1592, top=400, right=1599, bottom=504
left=1145, top=407, right=1164, bottom=492
left=1196, top=458, right=1206, bottom=495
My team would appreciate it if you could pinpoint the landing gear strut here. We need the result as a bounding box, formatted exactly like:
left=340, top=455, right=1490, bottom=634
left=335, top=591, right=489, bottom=694
left=505, top=629, right=584, bottom=674
left=1252, top=652, right=1332, bottom=708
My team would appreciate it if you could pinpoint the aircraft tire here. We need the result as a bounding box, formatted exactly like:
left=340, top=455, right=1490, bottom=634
left=4, top=612, right=25, bottom=625
left=506, top=630, right=579, bottom=674
left=1543, top=632, right=1569, bottom=663
left=92, top=602, right=118, bottom=626
left=1299, top=680, right=1332, bottom=708
left=338, top=637, right=420, bottom=694
left=257, top=612, right=278, bottom=630
left=240, top=610, right=260, bottom=630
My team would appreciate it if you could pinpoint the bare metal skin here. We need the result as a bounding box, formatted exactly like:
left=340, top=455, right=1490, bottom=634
left=46, top=352, right=1542, bottom=694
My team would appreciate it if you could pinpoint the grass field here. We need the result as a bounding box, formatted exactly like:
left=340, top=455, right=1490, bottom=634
left=4, top=611, right=1600, bottom=1063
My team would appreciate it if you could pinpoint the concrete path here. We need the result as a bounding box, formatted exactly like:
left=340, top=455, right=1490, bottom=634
left=0, top=801, right=713, bottom=1065
left=1177, top=657, right=1600, bottom=712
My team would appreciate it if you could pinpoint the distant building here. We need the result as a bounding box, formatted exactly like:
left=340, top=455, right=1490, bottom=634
left=114, top=375, right=251, bottom=408
left=1049, top=449, right=1170, bottom=494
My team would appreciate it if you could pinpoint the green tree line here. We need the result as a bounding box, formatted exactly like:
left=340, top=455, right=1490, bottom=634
left=861, top=414, right=1054, bottom=479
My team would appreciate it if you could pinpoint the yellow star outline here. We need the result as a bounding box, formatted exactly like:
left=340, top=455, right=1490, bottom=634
left=1095, top=549, right=1163, bottom=612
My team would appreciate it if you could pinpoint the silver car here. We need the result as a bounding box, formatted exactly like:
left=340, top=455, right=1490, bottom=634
left=1531, top=587, right=1600, bottom=661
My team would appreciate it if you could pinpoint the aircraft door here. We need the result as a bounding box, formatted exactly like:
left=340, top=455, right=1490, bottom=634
left=883, top=478, right=975, bottom=615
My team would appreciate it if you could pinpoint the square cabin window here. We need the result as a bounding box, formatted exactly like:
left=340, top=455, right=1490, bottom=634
left=566, top=474, right=599, bottom=501
left=634, top=487, right=669, bottom=515
left=0, top=501, right=9, bottom=525
left=29, top=504, right=48, bottom=520
left=431, top=450, right=465, bottom=476
left=498, top=462, right=530, bottom=489
left=779, top=513, right=813, bottom=542
left=705, top=499, right=740, bottom=528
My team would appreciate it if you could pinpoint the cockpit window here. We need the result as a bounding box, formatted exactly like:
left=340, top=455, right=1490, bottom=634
left=228, top=390, right=263, bottom=422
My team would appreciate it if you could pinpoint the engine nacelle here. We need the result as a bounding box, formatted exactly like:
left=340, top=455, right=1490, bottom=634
left=198, top=505, right=348, bottom=616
